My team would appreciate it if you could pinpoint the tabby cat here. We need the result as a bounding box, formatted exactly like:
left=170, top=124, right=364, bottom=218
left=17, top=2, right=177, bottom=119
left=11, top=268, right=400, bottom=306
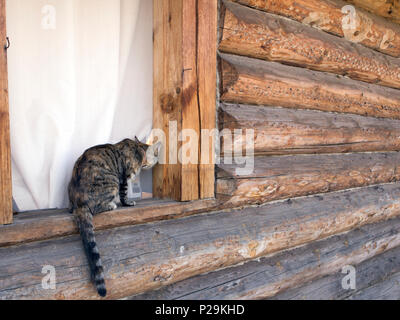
left=68, top=137, right=162, bottom=297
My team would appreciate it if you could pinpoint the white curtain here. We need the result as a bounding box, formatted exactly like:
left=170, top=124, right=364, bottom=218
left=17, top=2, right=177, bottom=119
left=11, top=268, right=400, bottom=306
left=6, top=0, right=153, bottom=211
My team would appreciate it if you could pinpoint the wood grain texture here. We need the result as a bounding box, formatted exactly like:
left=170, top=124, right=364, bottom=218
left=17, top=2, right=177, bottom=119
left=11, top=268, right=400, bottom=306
left=153, top=0, right=217, bottom=201
left=131, top=217, right=400, bottom=300
left=346, top=272, right=400, bottom=300
left=219, top=104, right=400, bottom=155
left=217, top=153, right=400, bottom=206
left=220, top=1, right=400, bottom=90
left=231, top=0, right=400, bottom=57
left=0, top=0, right=11, bottom=225
left=153, top=0, right=184, bottom=200
left=198, top=0, right=217, bottom=199
left=181, top=0, right=200, bottom=201
left=2, top=183, right=400, bottom=299
left=271, top=246, right=400, bottom=300
left=0, top=198, right=218, bottom=248
left=345, top=0, right=400, bottom=25
left=220, top=53, right=400, bottom=120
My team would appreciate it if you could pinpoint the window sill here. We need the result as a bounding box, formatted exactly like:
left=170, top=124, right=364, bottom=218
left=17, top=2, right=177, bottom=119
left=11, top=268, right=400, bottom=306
left=0, top=198, right=218, bottom=248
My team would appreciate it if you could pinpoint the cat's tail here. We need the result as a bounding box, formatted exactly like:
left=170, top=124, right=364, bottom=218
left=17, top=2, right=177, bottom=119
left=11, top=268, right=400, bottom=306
left=74, top=207, right=107, bottom=297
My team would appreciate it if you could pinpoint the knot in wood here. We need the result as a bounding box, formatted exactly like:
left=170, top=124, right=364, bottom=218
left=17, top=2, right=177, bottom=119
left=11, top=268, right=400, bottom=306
left=160, top=93, right=176, bottom=113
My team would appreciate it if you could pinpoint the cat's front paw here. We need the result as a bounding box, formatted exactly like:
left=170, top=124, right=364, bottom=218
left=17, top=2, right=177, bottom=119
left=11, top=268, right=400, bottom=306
left=123, top=199, right=136, bottom=207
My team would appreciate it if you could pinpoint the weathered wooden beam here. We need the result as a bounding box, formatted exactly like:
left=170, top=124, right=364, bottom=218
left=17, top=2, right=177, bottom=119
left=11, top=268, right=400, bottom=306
left=153, top=0, right=217, bottom=201
left=0, top=198, right=218, bottom=248
left=271, top=246, right=400, bottom=300
left=217, top=153, right=400, bottom=206
left=0, top=0, right=12, bottom=225
left=153, top=0, right=184, bottom=200
left=346, top=272, right=400, bottom=300
left=220, top=104, right=400, bottom=155
left=198, top=0, right=217, bottom=199
left=230, top=0, right=400, bottom=57
left=220, top=53, right=400, bottom=120
left=1, top=183, right=400, bottom=300
left=153, top=0, right=199, bottom=201
left=345, top=0, right=400, bottom=25
left=220, top=1, right=400, bottom=90
left=131, top=217, right=400, bottom=300
left=181, top=0, right=201, bottom=201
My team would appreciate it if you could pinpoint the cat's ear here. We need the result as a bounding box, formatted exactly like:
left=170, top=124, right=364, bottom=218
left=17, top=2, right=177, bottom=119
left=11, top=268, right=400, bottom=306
left=134, top=136, right=141, bottom=143
left=145, top=134, right=153, bottom=145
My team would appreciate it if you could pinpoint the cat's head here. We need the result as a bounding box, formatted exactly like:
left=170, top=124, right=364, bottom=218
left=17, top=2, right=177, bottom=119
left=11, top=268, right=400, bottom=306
left=135, top=136, right=162, bottom=170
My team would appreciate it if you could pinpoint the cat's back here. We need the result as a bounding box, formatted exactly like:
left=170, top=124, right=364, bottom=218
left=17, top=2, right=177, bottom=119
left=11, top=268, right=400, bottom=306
left=75, top=144, right=117, bottom=168
left=69, top=143, right=120, bottom=188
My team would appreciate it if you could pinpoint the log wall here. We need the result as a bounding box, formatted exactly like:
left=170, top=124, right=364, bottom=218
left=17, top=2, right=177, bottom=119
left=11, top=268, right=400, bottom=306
left=131, top=216, right=400, bottom=300
left=231, top=0, right=400, bottom=57
left=2, top=183, right=400, bottom=299
left=220, top=104, right=400, bottom=155
left=221, top=1, right=400, bottom=89
left=217, top=0, right=400, bottom=207
left=204, top=0, right=400, bottom=300
left=344, top=0, right=400, bottom=25
left=271, top=246, right=400, bottom=300
left=217, top=153, right=400, bottom=206
left=220, top=53, right=400, bottom=120
left=2, top=0, right=400, bottom=300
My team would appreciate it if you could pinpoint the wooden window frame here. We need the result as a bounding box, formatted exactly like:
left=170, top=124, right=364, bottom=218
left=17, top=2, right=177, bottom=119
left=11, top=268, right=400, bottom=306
left=0, top=0, right=217, bottom=225
left=153, top=0, right=217, bottom=202
left=0, top=0, right=12, bottom=225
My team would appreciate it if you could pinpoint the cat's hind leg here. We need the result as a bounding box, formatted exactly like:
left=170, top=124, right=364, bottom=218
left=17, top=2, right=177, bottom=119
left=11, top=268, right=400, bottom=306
left=91, top=186, right=121, bottom=214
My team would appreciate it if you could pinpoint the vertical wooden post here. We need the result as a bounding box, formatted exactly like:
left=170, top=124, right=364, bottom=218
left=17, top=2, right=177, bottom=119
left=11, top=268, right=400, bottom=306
left=0, top=0, right=12, bottom=225
left=181, top=0, right=200, bottom=201
left=153, top=0, right=184, bottom=201
left=198, top=0, right=217, bottom=199
left=153, top=0, right=216, bottom=201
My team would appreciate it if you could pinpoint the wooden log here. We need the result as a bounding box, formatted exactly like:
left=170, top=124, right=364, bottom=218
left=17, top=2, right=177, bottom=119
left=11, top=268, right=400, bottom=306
left=131, top=217, right=400, bottom=300
left=220, top=53, right=400, bottom=120
left=0, top=0, right=12, bottom=225
left=346, top=272, right=400, bottom=300
left=0, top=198, right=218, bottom=248
left=2, top=183, right=400, bottom=300
left=230, top=0, right=400, bottom=58
left=219, top=103, right=400, bottom=155
left=271, top=246, right=400, bottom=300
left=217, top=153, right=400, bottom=206
left=345, top=0, right=400, bottom=25
left=220, top=1, right=400, bottom=90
